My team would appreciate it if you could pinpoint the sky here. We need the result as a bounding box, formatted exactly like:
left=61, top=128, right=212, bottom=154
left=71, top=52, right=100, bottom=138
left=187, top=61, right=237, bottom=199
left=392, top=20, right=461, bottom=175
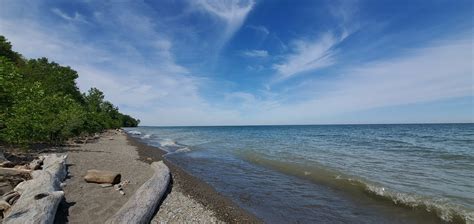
left=0, top=0, right=473, bottom=126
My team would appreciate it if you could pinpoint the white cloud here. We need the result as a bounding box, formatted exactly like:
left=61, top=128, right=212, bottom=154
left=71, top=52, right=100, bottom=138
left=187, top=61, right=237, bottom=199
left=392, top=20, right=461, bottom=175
left=272, top=1, right=359, bottom=81
left=254, top=37, right=474, bottom=124
left=2, top=1, right=471, bottom=126
left=51, top=8, right=89, bottom=24
left=242, top=49, right=268, bottom=57
left=194, top=0, right=254, bottom=44
left=273, top=32, right=343, bottom=80
left=0, top=3, right=241, bottom=125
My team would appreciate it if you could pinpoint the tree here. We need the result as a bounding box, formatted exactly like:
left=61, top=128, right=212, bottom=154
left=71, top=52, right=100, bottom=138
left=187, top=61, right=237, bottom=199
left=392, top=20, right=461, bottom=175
left=0, top=35, right=23, bottom=65
left=0, top=35, right=140, bottom=146
left=19, top=58, right=83, bottom=102
left=0, top=57, right=22, bottom=130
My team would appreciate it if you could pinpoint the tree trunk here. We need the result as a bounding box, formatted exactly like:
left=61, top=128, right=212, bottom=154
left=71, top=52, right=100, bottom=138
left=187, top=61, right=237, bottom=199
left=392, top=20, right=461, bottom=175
left=105, top=161, right=170, bottom=224
left=3, top=154, right=67, bottom=224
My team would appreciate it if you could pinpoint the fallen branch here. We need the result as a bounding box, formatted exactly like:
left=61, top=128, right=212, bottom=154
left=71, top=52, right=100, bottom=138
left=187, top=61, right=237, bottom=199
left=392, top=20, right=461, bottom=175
left=3, top=154, right=67, bottom=224
left=105, top=161, right=170, bottom=224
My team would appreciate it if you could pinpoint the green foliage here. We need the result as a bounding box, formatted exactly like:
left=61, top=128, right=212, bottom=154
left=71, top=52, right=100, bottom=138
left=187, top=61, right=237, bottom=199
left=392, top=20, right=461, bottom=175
left=0, top=35, right=139, bottom=146
left=19, top=58, right=83, bottom=102
left=0, top=36, right=23, bottom=65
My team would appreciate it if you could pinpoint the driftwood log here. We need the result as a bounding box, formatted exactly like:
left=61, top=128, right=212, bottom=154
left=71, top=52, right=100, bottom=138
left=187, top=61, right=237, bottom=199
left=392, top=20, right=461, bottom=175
left=3, top=154, right=67, bottom=224
left=105, top=161, right=170, bottom=224
left=0, top=152, right=13, bottom=168
left=84, top=170, right=121, bottom=184
left=27, top=156, right=45, bottom=170
left=0, top=167, right=31, bottom=176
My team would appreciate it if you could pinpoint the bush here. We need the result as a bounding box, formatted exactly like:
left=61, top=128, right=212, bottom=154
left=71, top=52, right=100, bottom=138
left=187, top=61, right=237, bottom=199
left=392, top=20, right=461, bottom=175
left=0, top=35, right=139, bottom=146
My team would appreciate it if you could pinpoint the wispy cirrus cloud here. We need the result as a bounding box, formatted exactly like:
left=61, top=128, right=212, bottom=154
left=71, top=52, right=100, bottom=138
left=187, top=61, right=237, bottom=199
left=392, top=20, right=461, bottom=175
left=51, top=8, right=89, bottom=24
left=273, top=32, right=343, bottom=80
left=252, top=36, right=474, bottom=124
left=272, top=1, right=358, bottom=81
left=1, top=0, right=471, bottom=125
left=194, top=0, right=254, bottom=44
left=0, top=1, right=242, bottom=125
left=242, top=49, right=268, bottom=57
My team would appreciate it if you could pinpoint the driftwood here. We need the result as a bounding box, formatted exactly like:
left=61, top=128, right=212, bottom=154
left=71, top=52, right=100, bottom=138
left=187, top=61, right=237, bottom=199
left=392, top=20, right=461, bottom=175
left=3, top=154, right=67, bottom=224
left=0, top=167, right=32, bottom=176
left=27, top=156, right=45, bottom=170
left=2, top=191, right=20, bottom=205
left=84, top=170, right=121, bottom=184
left=105, top=161, right=170, bottom=224
left=0, top=152, right=13, bottom=168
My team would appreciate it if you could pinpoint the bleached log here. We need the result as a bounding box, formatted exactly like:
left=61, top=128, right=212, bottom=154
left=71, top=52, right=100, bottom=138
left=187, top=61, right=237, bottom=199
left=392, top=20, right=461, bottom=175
left=105, top=161, right=170, bottom=224
left=27, top=156, right=45, bottom=170
left=84, top=170, right=121, bottom=184
left=3, top=154, right=67, bottom=224
left=0, top=167, right=31, bottom=175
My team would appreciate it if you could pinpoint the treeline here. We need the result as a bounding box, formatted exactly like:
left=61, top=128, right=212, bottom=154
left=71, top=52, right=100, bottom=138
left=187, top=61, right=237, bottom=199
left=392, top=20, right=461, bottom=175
left=0, top=35, right=139, bottom=145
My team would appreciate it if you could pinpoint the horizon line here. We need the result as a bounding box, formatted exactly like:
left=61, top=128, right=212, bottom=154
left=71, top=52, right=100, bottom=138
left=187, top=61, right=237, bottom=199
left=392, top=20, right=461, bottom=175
left=135, top=121, right=474, bottom=128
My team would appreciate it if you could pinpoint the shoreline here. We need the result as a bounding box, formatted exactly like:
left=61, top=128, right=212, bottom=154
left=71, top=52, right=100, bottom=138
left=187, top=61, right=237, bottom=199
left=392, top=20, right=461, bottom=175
left=126, top=134, right=262, bottom=223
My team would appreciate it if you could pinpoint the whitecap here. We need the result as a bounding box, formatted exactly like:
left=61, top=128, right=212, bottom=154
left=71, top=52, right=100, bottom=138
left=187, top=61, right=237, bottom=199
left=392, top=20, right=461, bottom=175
left=128, top=130, right=142, bottom=135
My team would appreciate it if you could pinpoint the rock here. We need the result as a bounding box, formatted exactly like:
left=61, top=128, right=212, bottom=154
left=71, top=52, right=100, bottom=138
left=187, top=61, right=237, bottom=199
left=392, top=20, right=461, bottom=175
left=84, top=170, right=121, bottom=184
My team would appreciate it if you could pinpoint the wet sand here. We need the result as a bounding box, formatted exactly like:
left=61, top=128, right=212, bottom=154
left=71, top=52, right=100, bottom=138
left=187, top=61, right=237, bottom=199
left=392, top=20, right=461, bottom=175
left=127, top=134, right=262, bottom=223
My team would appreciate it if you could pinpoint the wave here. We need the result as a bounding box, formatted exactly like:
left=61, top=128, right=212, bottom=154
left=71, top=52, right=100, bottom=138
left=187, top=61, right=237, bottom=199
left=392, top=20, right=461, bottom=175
left=140, top=134, right=151, bottom=139
left=363, top=183, right=473, bottom=224
left=159, top=139, right=178, bottom=147
left=127, top=130, right=142, bottom=135
left=156, top=139, right=194, bottom=155
left=238, top=150, right=473, bottom=224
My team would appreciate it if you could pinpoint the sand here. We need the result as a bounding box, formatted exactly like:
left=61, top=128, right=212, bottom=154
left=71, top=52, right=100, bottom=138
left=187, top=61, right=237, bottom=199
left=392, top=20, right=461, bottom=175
left=57, top=130, right=261, bottom=223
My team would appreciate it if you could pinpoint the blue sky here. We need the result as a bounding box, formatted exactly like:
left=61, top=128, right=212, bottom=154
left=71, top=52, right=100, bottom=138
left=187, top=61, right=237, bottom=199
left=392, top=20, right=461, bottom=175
left=1, top=0, right=472, bottom=125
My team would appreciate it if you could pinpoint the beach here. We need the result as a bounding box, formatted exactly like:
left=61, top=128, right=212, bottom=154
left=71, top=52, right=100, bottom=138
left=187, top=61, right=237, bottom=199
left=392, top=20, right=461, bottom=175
left=56, top=130, right=261, bottom=223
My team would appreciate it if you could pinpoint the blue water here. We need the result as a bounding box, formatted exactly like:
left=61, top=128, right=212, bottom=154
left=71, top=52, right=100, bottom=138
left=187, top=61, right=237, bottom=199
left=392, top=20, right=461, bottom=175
left=127, top=124, right=474, bottom=223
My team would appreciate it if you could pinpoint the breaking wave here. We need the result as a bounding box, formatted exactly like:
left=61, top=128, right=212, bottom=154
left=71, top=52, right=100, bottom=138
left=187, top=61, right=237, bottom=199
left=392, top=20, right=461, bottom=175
left=238, top=150, right=473, bottom=224
left=158, top=139, right=178, bottom=147
left=127, top=130, right=142, bottom=135
left=141, top=134, right=151, bottom=139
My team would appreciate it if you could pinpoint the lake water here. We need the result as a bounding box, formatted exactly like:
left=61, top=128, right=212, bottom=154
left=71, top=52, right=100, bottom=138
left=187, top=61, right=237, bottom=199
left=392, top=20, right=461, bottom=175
left=126, top=124, right=473, bottom=224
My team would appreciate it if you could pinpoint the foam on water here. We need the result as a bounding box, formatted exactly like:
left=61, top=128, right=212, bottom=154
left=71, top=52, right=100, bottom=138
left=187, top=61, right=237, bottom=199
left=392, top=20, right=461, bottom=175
left=364, top=183, right=473, bottom=223
left=127, top=130, right=142, bottom=135
left=141, top=134, right=151, bottom=139
left=239, top=150, right=473, bottom=223
left=158, top=139, right=178, bottom=147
